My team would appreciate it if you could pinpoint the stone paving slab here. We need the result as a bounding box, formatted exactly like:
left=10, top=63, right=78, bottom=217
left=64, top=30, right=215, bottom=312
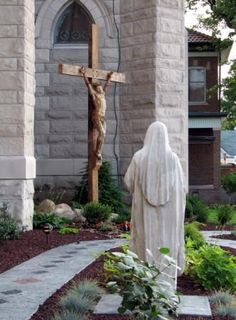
left=202, top=230, right=236, bottom=249
left=0, top=239, right=125, bottom=320
left=94, top=294, right=212, bottom=317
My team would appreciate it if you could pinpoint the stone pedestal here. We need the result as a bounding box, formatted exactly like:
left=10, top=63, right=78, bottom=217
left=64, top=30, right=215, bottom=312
left=0, top=1, right=36, bottom=229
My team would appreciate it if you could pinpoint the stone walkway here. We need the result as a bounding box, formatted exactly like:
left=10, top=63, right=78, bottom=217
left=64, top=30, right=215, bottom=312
left=202, top=230, right=236, bottom=249
left=0, top=238, right=125, bottom=320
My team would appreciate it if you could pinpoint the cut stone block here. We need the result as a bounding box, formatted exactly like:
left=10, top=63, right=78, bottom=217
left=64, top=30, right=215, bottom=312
left=94, top=294, right=212, bottom=317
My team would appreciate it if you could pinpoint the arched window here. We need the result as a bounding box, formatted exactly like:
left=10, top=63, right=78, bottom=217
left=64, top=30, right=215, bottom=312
left=54, top=1, right=93, bottom=45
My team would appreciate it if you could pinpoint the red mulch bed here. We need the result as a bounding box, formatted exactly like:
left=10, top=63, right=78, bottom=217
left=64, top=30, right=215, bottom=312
left=200, top=224, right=235, bottom=231
left=0, top=229, right=111, bottom=273
left=1, top=228, right=235, bottom=320
left=211, top=233, right=236, bottom=241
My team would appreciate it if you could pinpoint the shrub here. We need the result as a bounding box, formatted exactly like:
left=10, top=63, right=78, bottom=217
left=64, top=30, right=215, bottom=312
left=186, top=244, right=236, bottom=292
left=33, top=213, right=68, bottom=229
left=185, top=196, right=194, bottom=219
left=221, top=172, right=236, bottom=197
left=184, top=222, right=205, bottom=249
left=74, top=162, right=129, bottom=215
left=104, top=247, right=179, bottom=320
left=0, top=203, right=20, bottom=241
left=217, top=204, right=234, bottom=228
left=82, top=202, right=112, bottom=225
left=187, top=195, right=208, bottom=223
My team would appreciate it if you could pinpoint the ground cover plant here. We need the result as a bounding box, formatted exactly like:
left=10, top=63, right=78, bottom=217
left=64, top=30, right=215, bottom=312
left=185, top=242, right=236, bottom=292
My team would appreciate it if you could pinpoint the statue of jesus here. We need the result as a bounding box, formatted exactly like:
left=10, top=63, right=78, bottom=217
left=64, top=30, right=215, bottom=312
left=80, top=66, right=113, bottom=160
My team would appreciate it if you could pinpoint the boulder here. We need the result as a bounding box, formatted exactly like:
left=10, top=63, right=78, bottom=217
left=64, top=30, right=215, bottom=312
left=37, top=199, right=56, bottom=214
left=53, top=203, right=76, bottom=221
left=73, top=208, right=86, bottom=223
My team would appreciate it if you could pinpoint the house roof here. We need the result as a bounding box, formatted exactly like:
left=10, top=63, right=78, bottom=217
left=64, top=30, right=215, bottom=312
left=221, top=130, right=236, bottom=156
left=188, top=30, right=214, bottom=43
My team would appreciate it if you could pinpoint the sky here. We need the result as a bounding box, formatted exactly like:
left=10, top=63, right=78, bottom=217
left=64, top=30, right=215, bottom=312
left=184, top=6, right=236, bottom=79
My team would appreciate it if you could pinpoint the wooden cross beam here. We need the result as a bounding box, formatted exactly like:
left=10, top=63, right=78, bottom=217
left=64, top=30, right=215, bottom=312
left=58, top=24, right=125, bottom=202
left=59, top=64, right=125, bottom=83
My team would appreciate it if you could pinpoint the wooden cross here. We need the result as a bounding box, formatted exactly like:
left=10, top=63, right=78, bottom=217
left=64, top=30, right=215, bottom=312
left=59, top=24, right=125, bottom=202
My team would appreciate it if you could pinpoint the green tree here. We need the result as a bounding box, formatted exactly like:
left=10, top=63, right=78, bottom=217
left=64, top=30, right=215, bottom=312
left=185, top=0, right=236, bottom=129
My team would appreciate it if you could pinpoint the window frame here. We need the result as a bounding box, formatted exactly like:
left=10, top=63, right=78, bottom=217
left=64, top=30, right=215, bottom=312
left=53, top=1, right=94, bottom=49
left=188, top=66, right=207, bottom=105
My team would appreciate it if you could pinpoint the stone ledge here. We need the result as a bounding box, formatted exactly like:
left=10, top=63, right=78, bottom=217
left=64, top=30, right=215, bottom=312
left=94, top=294, right=212, bottom=317
left=0, top=156, right=36, bottom=179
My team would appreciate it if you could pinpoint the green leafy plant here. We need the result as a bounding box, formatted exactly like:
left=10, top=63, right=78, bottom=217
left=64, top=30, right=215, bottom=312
left=104, top=247, right=179, bottom=320
left=217, top=204, right=234, bottom=228
left=184, top=222, right=205, bottom=249
left=58, top=227, right=80, bottom=235
left=0, top=203, right=20, bottom=242
left=74, top=162, right=129, bottom=216
left=33, top=213, right=68, bottom=229
left=82, top=202, right=112, bottom=225
left=185, top=244, right=236, bottom=292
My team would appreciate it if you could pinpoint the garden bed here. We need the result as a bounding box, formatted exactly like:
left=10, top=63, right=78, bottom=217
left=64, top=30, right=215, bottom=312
left=1, top=228, right=235, bottom=320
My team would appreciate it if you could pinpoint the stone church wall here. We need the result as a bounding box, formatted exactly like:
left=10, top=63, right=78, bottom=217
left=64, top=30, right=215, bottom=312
left=35, top=0, right=121, bottom=194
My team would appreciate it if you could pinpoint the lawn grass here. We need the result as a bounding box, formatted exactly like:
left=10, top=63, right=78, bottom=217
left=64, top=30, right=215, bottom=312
left=207, top=207, right=236, bottom=225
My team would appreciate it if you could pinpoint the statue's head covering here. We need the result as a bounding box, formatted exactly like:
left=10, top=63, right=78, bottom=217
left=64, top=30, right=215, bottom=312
left=139, top=121, right=175, bottom=207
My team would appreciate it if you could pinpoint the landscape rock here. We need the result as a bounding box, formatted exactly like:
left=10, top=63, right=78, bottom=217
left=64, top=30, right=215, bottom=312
left=53, top=203, right=75, bottom=221
left=73, top=208, right=86, bottom=223
left=37, top=199, right=56, bottom=214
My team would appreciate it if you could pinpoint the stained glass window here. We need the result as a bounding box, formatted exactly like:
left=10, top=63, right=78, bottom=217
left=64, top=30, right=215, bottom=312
left=54, top=1, right=93, bottom=45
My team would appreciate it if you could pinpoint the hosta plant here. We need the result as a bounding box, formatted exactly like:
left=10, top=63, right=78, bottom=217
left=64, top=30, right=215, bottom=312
left=104, top=247, right=180, bottom=320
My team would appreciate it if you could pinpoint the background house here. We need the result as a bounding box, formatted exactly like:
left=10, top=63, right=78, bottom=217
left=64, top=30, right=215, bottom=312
left=188, top=30, right=225, bottom=203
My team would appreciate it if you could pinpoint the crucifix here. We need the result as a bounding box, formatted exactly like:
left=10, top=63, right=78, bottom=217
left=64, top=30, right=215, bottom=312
left=59, top=24, right=125, bottom=202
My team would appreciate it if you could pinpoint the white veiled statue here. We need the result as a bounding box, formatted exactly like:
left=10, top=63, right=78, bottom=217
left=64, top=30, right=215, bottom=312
left=124, top=121, right=186, bottom=288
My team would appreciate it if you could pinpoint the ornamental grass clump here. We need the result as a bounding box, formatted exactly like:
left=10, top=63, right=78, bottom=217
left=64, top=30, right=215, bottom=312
left=57, top=280, right=103, bottom=320
left=104, top=247, right=180, bottom=320
left=217, top=204, right=234, bottom=229
left=209, top=291, right=236, bottom=319
left=52, top=310, right=86, bottom=320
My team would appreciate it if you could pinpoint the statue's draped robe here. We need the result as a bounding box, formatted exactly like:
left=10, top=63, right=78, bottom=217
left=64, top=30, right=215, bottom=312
left=124, top=121, right=186, bottom=288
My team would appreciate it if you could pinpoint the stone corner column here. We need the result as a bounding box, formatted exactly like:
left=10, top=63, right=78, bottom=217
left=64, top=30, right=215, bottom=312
left=119, top=0, right=188, bottom=183
left=0, top=1, right=36, bottom=229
